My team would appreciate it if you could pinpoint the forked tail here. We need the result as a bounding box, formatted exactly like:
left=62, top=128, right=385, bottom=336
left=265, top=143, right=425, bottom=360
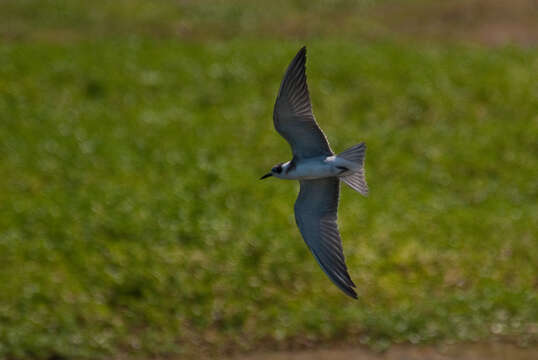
left=337, top=142, right=368, bottom=196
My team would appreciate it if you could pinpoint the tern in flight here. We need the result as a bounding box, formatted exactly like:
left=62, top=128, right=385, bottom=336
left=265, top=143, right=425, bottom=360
left=260, top=46, right=368, bottom=299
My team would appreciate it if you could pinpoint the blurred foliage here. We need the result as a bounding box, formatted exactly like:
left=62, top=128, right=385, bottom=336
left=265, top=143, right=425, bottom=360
left=0, top=0, right=537, bottom=359
left=0, top=0, right=378, bottom=42
left=2, top=0, right=537, bottom=46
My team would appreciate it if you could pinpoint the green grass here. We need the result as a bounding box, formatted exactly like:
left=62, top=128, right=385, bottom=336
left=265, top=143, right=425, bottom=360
left=0, top=1, right=537, bottom=359
left=0, top=40, right=536, bottom=359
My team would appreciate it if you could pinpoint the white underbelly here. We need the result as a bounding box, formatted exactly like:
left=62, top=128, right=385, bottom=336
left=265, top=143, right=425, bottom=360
left=288, top=157, right=340, bottom=180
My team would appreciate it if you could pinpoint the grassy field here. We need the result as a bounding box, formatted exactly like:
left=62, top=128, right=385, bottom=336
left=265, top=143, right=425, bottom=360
left=0, top=1, right=537, bottom=359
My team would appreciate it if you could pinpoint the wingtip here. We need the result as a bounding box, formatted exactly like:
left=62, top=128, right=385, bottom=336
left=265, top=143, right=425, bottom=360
left=296, top=46, right=307, bottom=58
left=345, top=286, right=358, bottom=299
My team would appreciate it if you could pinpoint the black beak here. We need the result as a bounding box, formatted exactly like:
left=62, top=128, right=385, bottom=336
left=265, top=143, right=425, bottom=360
left=259, top=173, right=273, bottom=180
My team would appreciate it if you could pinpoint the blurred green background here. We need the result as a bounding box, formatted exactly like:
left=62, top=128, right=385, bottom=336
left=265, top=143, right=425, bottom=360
left=0, top=0, right=537, bottom=359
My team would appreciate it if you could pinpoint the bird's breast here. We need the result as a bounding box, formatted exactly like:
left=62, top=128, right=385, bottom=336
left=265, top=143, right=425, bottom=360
left=284, top=156, right=340, bottom=180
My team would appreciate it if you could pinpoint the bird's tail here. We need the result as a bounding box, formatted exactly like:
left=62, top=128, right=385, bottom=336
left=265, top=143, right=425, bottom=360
left=337, top=142, right=368, bottom=196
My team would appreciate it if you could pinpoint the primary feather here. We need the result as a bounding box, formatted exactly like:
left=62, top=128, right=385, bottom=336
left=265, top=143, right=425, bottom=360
left=273, top=47, right=333, bottom=159
left=294, top=178, right=357, bottom=299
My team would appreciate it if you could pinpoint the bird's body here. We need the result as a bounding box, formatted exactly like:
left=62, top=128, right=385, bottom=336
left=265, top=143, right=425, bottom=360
left=261, top=46, right=368, bottom=299
left=272, top=156, right=358, bottom=180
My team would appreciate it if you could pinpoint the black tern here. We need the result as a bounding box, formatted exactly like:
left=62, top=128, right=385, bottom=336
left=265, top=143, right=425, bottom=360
left=261, top=46, right=368, bottom=299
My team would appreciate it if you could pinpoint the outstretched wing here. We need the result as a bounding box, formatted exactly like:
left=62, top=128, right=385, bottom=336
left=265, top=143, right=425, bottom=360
left=273, top=46, right=333, bottom=159
left=294, top=178, right=357, bottom=298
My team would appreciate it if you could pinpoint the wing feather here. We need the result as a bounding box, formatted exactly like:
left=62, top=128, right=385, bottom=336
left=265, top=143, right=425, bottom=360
left=294, top=178, right=357, bottom=298
left=273, top=47, right=333, bottom=159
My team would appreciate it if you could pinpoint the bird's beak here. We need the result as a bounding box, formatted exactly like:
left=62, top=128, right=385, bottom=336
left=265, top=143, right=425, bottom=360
left=259, top=173, right=273, bottom=180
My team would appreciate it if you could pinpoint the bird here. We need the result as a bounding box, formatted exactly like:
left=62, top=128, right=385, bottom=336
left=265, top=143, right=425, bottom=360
left=260, top=46, right=368, bottom=299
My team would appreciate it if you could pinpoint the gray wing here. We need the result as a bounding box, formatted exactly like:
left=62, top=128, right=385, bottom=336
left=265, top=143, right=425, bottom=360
left=294, top=178, right=357, bottom=298
left=273, top=46, right=333, bottom=159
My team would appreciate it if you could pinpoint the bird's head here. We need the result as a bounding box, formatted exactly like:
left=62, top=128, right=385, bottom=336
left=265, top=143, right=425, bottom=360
left=260, top=162, right=284, bottom=180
